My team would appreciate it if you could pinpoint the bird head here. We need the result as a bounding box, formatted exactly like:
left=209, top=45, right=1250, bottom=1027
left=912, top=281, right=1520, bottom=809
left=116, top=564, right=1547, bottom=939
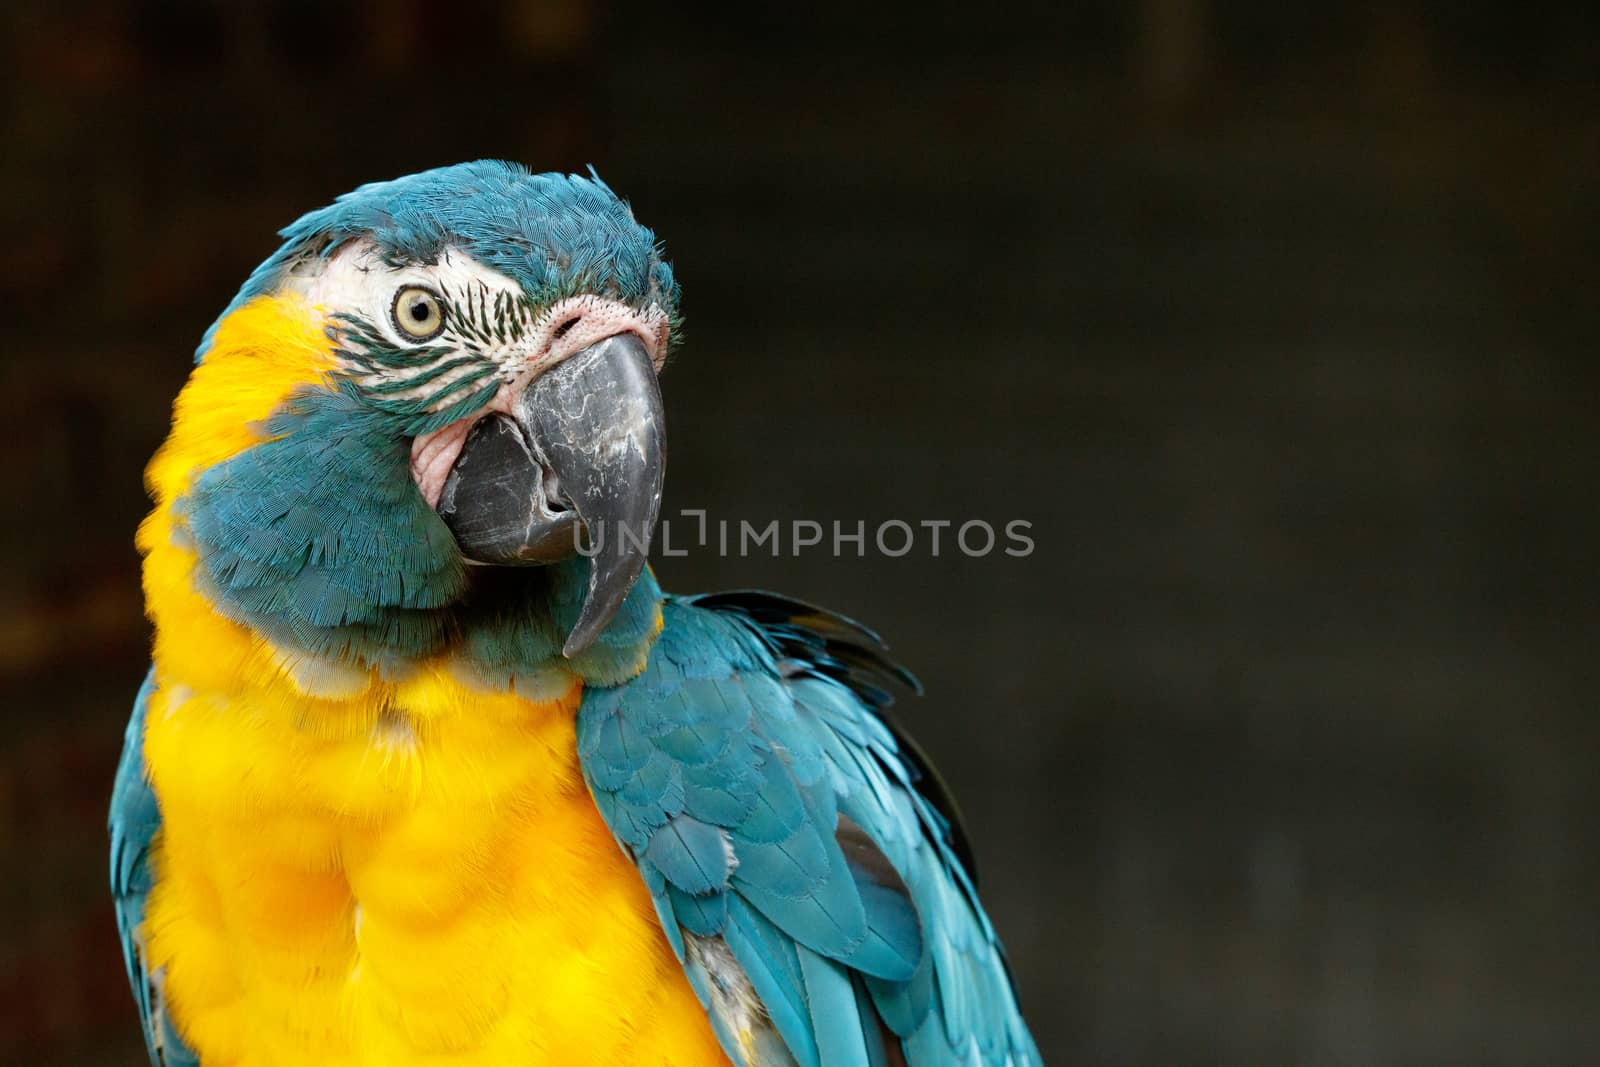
left=142, top=162, right=678, bottom=674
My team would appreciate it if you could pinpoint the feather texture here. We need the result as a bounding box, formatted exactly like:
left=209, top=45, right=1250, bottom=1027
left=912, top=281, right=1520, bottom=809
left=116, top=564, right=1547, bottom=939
left=579, top=594, right=1039, bottom=1066
left=109, top=672, right=200, bottom=1067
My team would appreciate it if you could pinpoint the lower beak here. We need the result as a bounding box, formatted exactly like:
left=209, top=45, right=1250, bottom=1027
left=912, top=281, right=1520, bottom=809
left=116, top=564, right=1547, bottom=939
left=436, top=333, right=666, bottom=656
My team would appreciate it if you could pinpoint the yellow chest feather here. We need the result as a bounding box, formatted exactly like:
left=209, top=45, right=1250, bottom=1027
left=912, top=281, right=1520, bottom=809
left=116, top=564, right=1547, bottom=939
left=140, top=664, right=727, bottom=1067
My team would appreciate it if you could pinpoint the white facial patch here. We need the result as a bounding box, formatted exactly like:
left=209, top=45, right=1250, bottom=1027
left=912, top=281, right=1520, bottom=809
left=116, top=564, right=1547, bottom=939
left=281, top=239, right=669, bottom=409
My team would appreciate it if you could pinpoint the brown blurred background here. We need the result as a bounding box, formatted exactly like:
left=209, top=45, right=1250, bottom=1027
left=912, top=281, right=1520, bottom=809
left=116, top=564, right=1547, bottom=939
left=3, top=1, right=1598, bottom=1064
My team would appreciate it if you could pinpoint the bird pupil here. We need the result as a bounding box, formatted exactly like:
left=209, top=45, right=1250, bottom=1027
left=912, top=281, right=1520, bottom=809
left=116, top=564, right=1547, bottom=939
left=410, top=300, right=429, bottom=321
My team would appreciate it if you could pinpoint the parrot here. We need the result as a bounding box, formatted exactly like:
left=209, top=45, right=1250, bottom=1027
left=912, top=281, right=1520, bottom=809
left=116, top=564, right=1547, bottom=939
left=109, top=160, right=1040, bottom=1067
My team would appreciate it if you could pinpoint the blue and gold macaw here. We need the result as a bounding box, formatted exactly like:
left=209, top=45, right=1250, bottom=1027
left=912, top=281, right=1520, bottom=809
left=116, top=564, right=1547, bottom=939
left=109, top=161, right=1039, bottom=1066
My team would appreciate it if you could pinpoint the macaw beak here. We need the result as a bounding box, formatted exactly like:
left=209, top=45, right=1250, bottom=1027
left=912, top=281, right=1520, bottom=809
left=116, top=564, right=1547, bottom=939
left=436, top=333, right=665, bottom=656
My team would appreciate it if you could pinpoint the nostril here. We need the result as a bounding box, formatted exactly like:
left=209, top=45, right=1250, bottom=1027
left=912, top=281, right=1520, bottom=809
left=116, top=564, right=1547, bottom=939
left=552, top=316, right=580, bottom=339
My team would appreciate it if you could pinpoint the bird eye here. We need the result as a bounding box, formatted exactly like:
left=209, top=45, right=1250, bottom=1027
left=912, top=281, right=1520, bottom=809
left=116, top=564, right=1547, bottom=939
left=391, top=286, right=445, bottom=341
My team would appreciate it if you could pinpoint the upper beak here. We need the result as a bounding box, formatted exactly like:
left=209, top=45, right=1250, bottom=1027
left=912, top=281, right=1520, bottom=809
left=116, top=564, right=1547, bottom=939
left=436, top=333, right=666, bottom=656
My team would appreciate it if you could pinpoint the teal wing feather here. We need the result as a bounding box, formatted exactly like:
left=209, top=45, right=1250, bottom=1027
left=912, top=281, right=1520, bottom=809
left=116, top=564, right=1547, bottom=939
left=109, top=670, right=200, bottom=1067
left=577, top=593, right=1040, bottom=1066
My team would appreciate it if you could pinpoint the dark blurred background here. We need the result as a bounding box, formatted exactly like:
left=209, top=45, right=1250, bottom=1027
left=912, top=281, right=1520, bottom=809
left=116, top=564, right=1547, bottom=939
left=3, top=2, right=1598, bottom=1063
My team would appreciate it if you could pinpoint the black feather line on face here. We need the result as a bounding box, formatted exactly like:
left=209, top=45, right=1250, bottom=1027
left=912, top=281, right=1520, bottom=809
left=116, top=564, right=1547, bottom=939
left=330, top=305, right=506, bottom=430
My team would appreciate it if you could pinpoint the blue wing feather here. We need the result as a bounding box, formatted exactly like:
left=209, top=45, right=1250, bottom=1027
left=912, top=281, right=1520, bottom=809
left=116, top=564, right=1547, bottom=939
left=109, top=670, right=199, bottom=1067
left=578, top=593, right=1039, bottom=1066
left=799, top=945, right=873, bottom=1067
